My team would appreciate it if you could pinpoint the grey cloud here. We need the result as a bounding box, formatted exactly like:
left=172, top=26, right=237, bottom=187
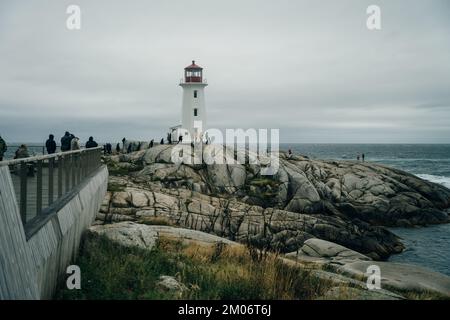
left=0, top=0, right=450, bottom=144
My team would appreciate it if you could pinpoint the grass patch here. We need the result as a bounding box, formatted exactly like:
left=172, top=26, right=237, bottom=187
left=107, top=182, right=125, bottom=192
left=249, top=178, right=280, bottom=188
left=56, top=233, right=334, bottom=300
left=387, top=288, right=448, bottom=300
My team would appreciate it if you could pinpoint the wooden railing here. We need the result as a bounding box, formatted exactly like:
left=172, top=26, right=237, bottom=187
left=0, top=147, right=103, bottom=226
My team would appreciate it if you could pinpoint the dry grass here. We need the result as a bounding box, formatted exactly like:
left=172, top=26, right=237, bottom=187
left=57, top=233, right=335, bottom=300
left=158, top=237, right=335, bottom=300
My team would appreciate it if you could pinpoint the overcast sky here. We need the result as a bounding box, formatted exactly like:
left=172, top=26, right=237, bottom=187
left=1, top=0, right=449, bottom=143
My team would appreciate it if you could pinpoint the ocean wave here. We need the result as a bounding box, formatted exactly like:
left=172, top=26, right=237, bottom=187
left=416, top=174, right=450, bottom=189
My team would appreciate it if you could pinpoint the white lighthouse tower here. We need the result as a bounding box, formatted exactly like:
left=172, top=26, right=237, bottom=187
left=179, top=60, right=207, bottom=142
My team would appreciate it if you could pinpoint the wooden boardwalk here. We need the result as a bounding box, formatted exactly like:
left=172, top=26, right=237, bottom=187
left=10, top=167, right=69, bottom=223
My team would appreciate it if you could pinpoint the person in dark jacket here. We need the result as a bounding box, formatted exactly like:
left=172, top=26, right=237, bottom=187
left=105, top=143, right=112, bottom=154
left=60, top=131, right=72, bottom=152
left=116, top=143, right=120, bottom=153
left=0, top=135, right=7, bottom=161
left=149, top=139, right=154, bottom=148
left=45, top=134, right=57, bottom=154
left=160, top=138, right=164, bottom=145
left=86, top=136, right=98, bottom=149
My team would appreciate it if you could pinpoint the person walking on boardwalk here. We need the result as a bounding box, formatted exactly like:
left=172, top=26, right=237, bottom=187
left=60, top=131, right=72, bottom=152
left=86, top=136, right=98, bottom=149
left=0, top=135, right=7, bottom=161
left=71, top=136, right=80, bottom=150
left=46, top=134, right=57, bottom=154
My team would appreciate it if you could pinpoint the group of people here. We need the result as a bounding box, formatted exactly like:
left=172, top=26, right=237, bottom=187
left=0, top=134, right=31, bottom=161
left=1, top=131, right=218, bottom=161
left=50, top=132, right=98, bottom=154
left=357, top=153, right=366, bottom=162
left=58, top=132, right=97, bottom=153
left=0, top=133, right=100, bottom=163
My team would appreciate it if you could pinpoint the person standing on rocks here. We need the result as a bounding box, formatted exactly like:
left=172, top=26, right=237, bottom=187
left=116, top=143, right=120, bottom=153
left=357, top=153, right=360, bottom=161
left=45, top=134, right=57, bottom=154
left=160, top=138, right=164, bottom=145
left=149, top=139, right=154, bottom=148
left=0, top=134, right=7, bottom=161
left=362, top=153, right=365, bottom=162
left=104, top=143, right=112, bottom=154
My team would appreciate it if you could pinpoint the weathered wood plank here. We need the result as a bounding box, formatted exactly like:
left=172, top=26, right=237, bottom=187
left=0, top=165, right=108, bottom=299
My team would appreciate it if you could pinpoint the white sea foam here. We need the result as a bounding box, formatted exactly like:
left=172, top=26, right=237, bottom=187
left=416, top=174, right=450, bottom=189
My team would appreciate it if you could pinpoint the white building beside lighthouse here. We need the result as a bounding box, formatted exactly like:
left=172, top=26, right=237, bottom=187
left=178, top=60, right=208, bottom=142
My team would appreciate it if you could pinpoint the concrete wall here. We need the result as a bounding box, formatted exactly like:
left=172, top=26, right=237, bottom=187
left=0, top=165, right=108, bottom=299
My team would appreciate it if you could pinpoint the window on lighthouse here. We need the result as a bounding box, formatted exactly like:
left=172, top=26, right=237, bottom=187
left=194, top=108, right=198, bottom=117
left=194, top=90, right=198, bottom=98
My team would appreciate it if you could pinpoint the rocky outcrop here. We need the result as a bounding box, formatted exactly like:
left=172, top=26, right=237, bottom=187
left=286, top=238, right=372, bottom=266
left=97, top=176, right=403, bottom=259
left=99, top=145, right=450, bottom=260
left=111, top=145, right=450, bottom=226
left=156, top=276, right=188, bottom=297
left=285, top=239, right=450, bottom=297
left=90, top=221, right=239, bottom=249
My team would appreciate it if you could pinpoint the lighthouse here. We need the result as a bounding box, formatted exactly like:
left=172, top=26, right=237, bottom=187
left=179, top=60, right=207, bottom=142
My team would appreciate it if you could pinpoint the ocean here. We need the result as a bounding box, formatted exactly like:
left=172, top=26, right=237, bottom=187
left=3, top=143, right=450, bottom=275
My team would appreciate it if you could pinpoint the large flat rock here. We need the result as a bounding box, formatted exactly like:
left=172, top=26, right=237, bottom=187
left=338, top=260, right=450, bottom=297
left=89, top=222, right=238, bottom=250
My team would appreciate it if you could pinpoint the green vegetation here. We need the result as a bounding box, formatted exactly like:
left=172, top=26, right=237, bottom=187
left=107, top=182, right=125, bottom=192
left=56, top=233, right=334, bottom=300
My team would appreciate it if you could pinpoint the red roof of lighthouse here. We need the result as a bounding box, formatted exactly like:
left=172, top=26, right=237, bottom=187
left=185, top=60, right=203, bottom=70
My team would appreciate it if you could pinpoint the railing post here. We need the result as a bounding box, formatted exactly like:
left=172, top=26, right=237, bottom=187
left=58, top=155, right=63, bottom=197
left=19, top=162, right=27, bottom=224
left=48, top=157, right=54, bottom=205
left=36, top=160, right=42, bottom=215
left=71, top=154, right=76, bottom=188
left=65, top=154, right=70, bottom=193
left=78, top=152, right=83, bottom=183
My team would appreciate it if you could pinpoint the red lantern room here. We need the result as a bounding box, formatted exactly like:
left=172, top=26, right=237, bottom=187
left=184, top=60, right=203, bottom=83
